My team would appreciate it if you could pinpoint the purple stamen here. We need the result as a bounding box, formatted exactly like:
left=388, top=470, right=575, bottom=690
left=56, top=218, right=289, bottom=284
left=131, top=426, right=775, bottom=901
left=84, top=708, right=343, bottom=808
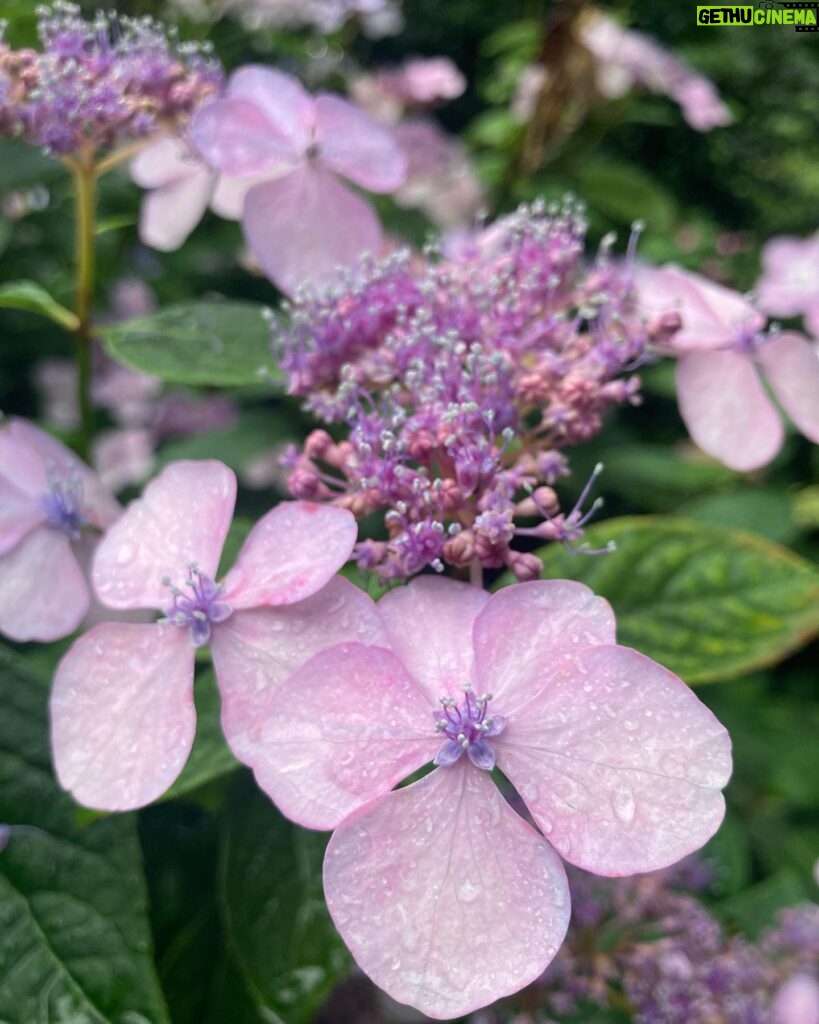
left=433, top=684, right=507, bottom=771
left=41, top=474, right=86, bottom=541
left=161, top=565, right=232, bottom=647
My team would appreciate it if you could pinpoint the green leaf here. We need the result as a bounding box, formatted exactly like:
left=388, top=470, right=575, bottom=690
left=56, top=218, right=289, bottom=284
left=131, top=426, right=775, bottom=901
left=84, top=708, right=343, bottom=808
left=220, top=777, right=349, bottom=1024
left=500, top=517, right=819, bottom=683
left=0, top=139, right=63, bottom=191
left=0, top=643, right=170, bottom=1024
left=578, top=158, right=678, bottom=233
left=677, top=487, right=799, bottom=545
left=163, top=671, right=237, bottom=802
left=102, top=302, right=282, bottom=387
left=0, top=279, right=79, bottom=331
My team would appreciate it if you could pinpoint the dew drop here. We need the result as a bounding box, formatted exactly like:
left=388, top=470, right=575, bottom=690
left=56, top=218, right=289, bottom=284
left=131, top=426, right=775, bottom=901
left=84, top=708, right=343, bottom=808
left=611, top=786, right=636, bottom=825
left=115, top=542, right=135, bottom=565
left=457, top=880, right=479, bottom=903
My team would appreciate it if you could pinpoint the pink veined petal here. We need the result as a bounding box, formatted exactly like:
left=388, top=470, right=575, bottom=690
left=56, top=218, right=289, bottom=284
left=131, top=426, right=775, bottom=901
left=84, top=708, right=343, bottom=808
left=496, top=644, right=732, bottom=875
left=676, top=349, right=784, bottom=471
left=51, top=622, right=196, bottom=810
left=138, top=167, right=214, bottom=251
left=324, top=762, right=571, bottom=1020
left=0, top=478, right=43, bottom=555
left=211, top=575, right=387, bottom=765
left=315, top=94, right=407, bottom=193
left=472, top=580, right=616, bottom=714
left=377, top=576, right=490, bottom=705
left=221, top=500, right=356, bottom=609
left=229, top=65, right=315, bottom=155
left=93, top=461, right=236, bottom=611
left=0, top=527, right=89, bottom=642
left=242, top=165, right=383, bottom=296
left=130, top=137, right=201, bottom=189
left=248, top=642, right=437, bottom=830
left=191, top=97, right=300, bottom=177
left=758, top=330, right=819, bottom=444
left=209, top=174, right=253, bottom=220
left=0, top=418, right=120, bottom=527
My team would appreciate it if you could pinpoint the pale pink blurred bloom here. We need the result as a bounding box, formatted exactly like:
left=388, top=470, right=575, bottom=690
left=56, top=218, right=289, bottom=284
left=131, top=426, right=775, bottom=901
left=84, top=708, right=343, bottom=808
left=393, top=119, right=484, bottom=229
left=511, top=64, right=547, bottom=124
left=579, top=11, right=733, bottom=131
left=375, top=57, right=466, bottom=108
left=636, top=264, right=819, bottom=471
left=191, top=66, right=406, bottom=295
left=241, top=443, right=293, bottom=490
left=773, top=974, right=819, bottom=1024
left=756, top=231, right=819, bottom=319
left=212, top=0, right=403, bottom=37
left=92, top=428, right=155, bottom=493
left=50, top=460, right=359, bottom=811
left=108, top=277, right=157, bottom=321
left=131, top=136, right=252, bottom=252
left=249, top=576, right=732, bottom=1019
left=0, top=417, right=120, bottom=642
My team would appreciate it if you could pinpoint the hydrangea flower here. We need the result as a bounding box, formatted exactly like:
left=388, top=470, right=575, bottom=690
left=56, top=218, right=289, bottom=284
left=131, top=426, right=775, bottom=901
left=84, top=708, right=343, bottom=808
left=636, top=264, right=819, bottom=471
left=774, top=974, right=819, bottom=1024
left=191, top=66, right=407, bottom=294
left=0, top=417, right=120, bottom=642
left=130, top=136, right=251, bottom=252
left=0, top=2, right=221, bottom=158
left=756, top=231, right=819, bottom=321
left=50, top=460, right=363, bottom=811
left=248, top=575, right=732, bottom=1018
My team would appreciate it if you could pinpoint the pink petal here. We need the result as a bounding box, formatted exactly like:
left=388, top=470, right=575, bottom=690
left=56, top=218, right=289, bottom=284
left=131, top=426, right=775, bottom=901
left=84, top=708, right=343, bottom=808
left=496, top=645, right=732, bottom=875
left=315, top=94, right=407, bottom=192
left=248, top=641, right=436, bottom=830
left=0, top=418, right=120, bottom=527
left=377, top=576, right=490, bottom=705
left=138, top=166, right=213, bottom=251
left=0, top=526, right=88, bottom=641
left=773, top=974, right=819, bottom=1024
left=229, top=66, right=315, bottom=154
left=472, top=581, right=616, bottom=714
left=221, top=500, right=356, bottom=609
left=130, top=137, right=200, bottom=189
left=758, top=331, right=819, bottom=444
left=209, top=175, right=253, bottom=220
left=242, top=165, right=383, bottom=296
left=324, top=762, right=571, bottom=1019
left=93, top=461, right=236, bottom=611
left=676, top=349, right=784, bottom=471
left=191, top=98, right=300, bottom=177
left=211, top=576, right=387, bottom=764
left=0, top=478, right=43, bottom=555
left=51, top=622, right=196, bottom=810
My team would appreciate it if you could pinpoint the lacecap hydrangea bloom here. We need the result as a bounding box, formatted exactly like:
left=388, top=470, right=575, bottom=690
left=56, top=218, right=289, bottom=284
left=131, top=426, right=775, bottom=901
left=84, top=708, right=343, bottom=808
left=0, top=2, right=221, bottom=158
left=755, top=230, right=819, bottom=328
left=191, top=65, right=407, bottom=294
left=50, top=460, right=361, bottom=810
left=247, top=575, right=732, bottom=1018
left=277, top=199, right=650, bottom=581
left=635, top=263, right=819, bottom=471
left=0, top=417, right=120, bottom=642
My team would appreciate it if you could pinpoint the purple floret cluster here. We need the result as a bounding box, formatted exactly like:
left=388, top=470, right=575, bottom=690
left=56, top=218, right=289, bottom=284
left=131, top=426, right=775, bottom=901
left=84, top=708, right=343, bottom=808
left=0, top=2, right=221, bottom=157
left=276, top=198, right=650, bottom=582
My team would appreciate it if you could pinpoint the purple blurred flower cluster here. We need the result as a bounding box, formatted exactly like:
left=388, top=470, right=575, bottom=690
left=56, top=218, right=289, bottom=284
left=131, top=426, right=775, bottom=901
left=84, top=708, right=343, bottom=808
left=276, top=199, right=648, bottom=582
left=505, top=864, right=819, bottom=1024
left=0, top=1, right=221, bottom=157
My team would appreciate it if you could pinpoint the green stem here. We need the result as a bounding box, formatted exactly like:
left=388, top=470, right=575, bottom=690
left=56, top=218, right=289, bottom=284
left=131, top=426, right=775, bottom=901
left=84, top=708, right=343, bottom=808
left=72, top=158, right=97, bottom=460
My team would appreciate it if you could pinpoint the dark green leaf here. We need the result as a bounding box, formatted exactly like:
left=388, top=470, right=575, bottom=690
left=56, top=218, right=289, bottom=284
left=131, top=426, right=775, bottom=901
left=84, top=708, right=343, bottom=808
left=578, top=158, right=677, bottom=232
left=0, top=279, right=79, bottom=331
left=102, top=302, right=282, bottom=387
left=0, top=139, right=63, bottom=191
left=0, top=644, right=170, bottom=1024
left=677, top=487, right=799, bottom=544
left=500, top=517, right=819, bottom=683
left=220, top=777, right=348, bottom=1024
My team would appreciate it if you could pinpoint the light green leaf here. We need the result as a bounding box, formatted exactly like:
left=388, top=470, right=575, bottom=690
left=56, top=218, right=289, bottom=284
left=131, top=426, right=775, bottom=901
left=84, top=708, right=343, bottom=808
left=220, top=777, right=349, bottom=1024
left=499, top=517, right=819, bottom=683
left=0, top=644, right=170, bottom=1024
left=102, top=302, right=282, bottom=387
left=578, top=158, right=677, bottom=232
left=0, top=279, right=79, bottom=331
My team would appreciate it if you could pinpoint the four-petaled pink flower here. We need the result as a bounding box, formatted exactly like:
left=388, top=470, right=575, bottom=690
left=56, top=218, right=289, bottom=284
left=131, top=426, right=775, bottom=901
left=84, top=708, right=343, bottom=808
left=0, top=418, right=120, bottom=642
left=636, top=264, right=819, bottom=471
left=247, top=575, right=732, bottom=1019
left=50, top=460, right=363, bottom=811
left=755, top=231, right=819, bottom=323
left=191, top=66, right=407, bottom=295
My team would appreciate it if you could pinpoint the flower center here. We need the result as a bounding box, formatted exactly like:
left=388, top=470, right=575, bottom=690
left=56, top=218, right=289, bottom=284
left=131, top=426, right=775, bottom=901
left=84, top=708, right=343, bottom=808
left=433, top=684, right=507, bottom=771
left=161, top=565, right=232, bottom=647
left=41, top=474, right=86, bottom=541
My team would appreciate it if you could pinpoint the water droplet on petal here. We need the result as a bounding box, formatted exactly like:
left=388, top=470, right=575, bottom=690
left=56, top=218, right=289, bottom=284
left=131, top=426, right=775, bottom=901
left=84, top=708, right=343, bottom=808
left=611, top=785, right=636, bottom=825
